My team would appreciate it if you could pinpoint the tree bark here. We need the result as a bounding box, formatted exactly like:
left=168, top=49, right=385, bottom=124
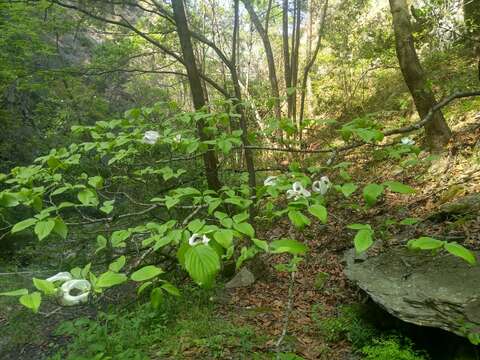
left=171, top=0, right=221, bottom=190
left=241, top=0, right=282, bottom=121
left=389, top=0, right=451, bottom=150
left=290, top=0, right=302, bottom=123
left=464, top=0, right=480, bottom=81
left=282, top=0, right=292, bottom=118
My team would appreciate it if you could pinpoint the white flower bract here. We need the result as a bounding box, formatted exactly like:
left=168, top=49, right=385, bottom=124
left=312, top=176, right=331, bottom=195
left=58, top=279, right=91, bottom=307
left=143, top=130, right=160, bottom=144
left=401, top=137, right=415, bottom=146
left=46, top=272, right=73, bottom=283
left=286, top=182, right=311, bottom=200
left=189, top=233, right=209, bottom=246
left=263, top=176, right=277, bottom=186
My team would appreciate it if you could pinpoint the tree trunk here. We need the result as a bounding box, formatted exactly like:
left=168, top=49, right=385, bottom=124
left=282, top=0, right=293, bottom=118
left=232, top=0, right=257, bottom=217
left=171, top=0, right=221, bottom=190
left=464, top=0, right=480, bottom=81
left=291, top=0, right=302, bottom=123
left=241, top=0, right=282, bottom=121
left=389, top=0, right=452, bottom=150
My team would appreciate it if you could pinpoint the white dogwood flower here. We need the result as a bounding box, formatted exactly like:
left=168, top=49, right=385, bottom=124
left=263, top=176, right=277, bottom=186
left=312, top=176, right=331, bottom=195
left=401, top=137, right=415, bottom=146
left=143, top=130, right=160, bottom=144
left=189, top=233, right=210, bottom=246
left=58, top=279, right=91, bottom=307
left=287, top=182, right=311, bottom=200
left=46, top=272, right=73, bottom=283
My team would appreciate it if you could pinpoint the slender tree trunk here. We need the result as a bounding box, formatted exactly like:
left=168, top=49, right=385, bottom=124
left=283, top=0, right=292, bottom=118
left=171, top=0, right=221, bottom=189
left=232, top=0, right=256, bottom=195
left=299, top=0, right=328, bottom=136
left=389, top=0, right=451, bottom=150
left=241, top=0, right=282, bottom=121
left=291, top=0, right=302, bottom=123
left=232, top=0, right=257, bottom=216
left=464, top=0, right=480, bottom=81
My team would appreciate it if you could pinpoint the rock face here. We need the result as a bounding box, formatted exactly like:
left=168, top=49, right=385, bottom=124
left=344, top=247, right=480, bottom=337
left=225, top=267, right=255, bottom=289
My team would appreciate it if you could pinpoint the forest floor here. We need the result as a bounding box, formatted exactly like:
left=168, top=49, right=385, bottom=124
left=2, top=112, right=480, bottom=359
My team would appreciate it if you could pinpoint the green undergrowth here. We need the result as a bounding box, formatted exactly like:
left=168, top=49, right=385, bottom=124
left=48, top=286, right=270, bottom=360
left=312, top=303, right=428, bottom=359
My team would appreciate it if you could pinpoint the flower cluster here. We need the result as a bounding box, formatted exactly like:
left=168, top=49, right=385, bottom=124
left=143, top=130, right=160, bottom=144
left=46, top=272, right=91, bottom=306
left=286, top=176, right=332, bottom=200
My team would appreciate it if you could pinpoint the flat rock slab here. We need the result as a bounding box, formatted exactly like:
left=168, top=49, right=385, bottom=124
left=344, top=247, right=480, bottom=337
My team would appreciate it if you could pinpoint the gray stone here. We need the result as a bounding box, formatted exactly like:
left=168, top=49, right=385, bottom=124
left=225, top=267, right=255, bottom=289
left=344, top=246, right=480, bottom=338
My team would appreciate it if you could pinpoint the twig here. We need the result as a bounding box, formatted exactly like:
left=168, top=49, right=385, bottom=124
left=275, top=271, right=296, bottom=357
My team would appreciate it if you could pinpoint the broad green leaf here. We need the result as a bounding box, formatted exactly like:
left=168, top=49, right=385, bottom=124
left=53, top=217, right=68, bottom=239
left=77, top=189, right=98, bottom=206
left=96, top=235, right=107, bottom=253
left=233, top=222, right=255, bottom=238
left=308, top=204, right=327, bottom=224
left=340, top=183, right=358, bottom=198
left=407, top=237, right=444, bottom=250
left=213, top=229, right=234, bottom=249
left=252, top=238, right=269, bottom=252
left=444, top=242, right=476, bottom=265
left=363, top=183, right=384, bottom=206
left=187, top=219, right=205, bottom=233
left=354, top=229, right=374, bottom=253
left=109, top=256, right=126, bottom=272
left=34, top=219, right=55, bottom=241
left=161, top=283, right=180, bottom=297
left=347, top=223, right=372, bottom=231
left=111, top=230, right=130, bottom=247
left=19, top=292, right=41, bottom=313
left=165, top=196, right=180, bottom=209
left=11, top=218, right=37, bottom=233
left=33, top=278, right=56, bottom=296
left=96, top=271, right=127, bottom=288
left=270, top=239, right=308, bottom=255
left=184, top=245, right=220, bottom=287
left=150, top=287, right=163, bottom=309
left=232, top=212, right=249, bottom=224
left=137, top=281, right=153, bottom=295
left=384, top=181, right=415, bottom=194
left=131, top=265, right=164, bottom=282
left=0, top=288, right=28, bottom=296
left=288, top=210, right=311, bottom=229
left=88, top=176, right=104, bottom=189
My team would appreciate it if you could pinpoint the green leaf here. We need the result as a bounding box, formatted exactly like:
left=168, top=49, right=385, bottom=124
left=109, top=256, right=126, bottom=272
left=165, top=196, right=180, bottom=209
left=77, top=189, right=98, bottom=206
left=184, top=245, right=221, bottom=287
left=0, top=288, right=28, bottom=296
left=347, top=223, right=372, bottom=231
left=150, top=287, right=163, bottom=309
left=96, top=235, right=107, bottom=253
left=161, top=283, right=180, bottom=297
left=53, top=217, right=68, bottom=239
left=407, top=237, right=444, bottom=250
left=270, top=239, right=307, bottom=255
left=137, top=281, right=152, bottom=295
left=233, top=222, right=255, bottom=238
left=11, top=218, right=37, bottom=234
left=444, top=242, right=477, bottom=265
left=363, top=183, right=384, bottom=206
left=308, top=204, right=327, bottom=224
left=340, top=183, right=358, bottom=198
left=232, top=212, right=249, bottom=224
left=19, top=292, right=41, bottom=313
left=213, top=229, right=234, bottom=249
left=111, top=230, right=130, bottom=248
left=252, top=238, right=269, bottom=252
left=288, top=210, right=311, bottom=229
left=131, top=265, right=164, bottom=282
left=96, top=271, right=127, bottom=288
left=34, top=219, right=55, bottom=241
left=384, top=181, right=415, bottom=194
left=187, top=219, right=205, bottom=233
left=88, top=176, right=104, bottom=189
left=100, top=200, right=114, bottom=214
left=354, top=229, right=374, bottom=253
left=33, top=278, right=57, bottom=296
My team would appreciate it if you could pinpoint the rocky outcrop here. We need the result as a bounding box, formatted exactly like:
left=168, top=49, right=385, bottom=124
left=344, top=247, right=480, bottom=338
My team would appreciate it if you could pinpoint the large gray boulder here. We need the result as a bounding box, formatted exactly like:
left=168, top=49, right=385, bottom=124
left=344, top=247, right=480, bottom=338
